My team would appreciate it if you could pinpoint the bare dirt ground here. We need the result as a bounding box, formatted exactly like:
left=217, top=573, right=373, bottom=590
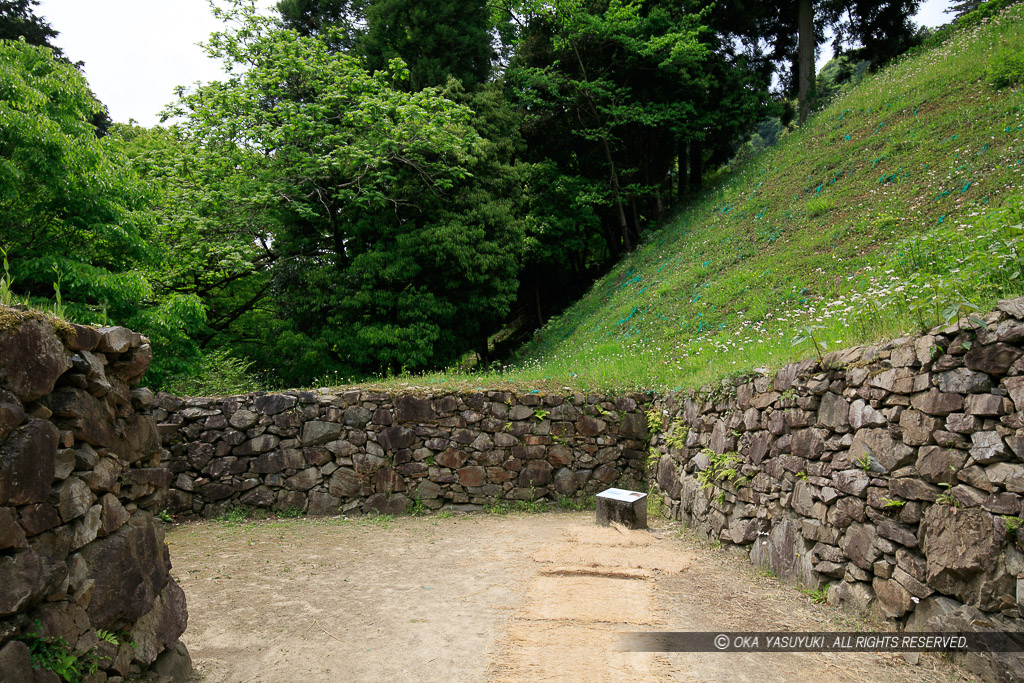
left=166, top=511, right=974, bottom=682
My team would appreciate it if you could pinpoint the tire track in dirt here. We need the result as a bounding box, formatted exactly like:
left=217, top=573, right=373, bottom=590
left=488, top=523, right=682, bottom=682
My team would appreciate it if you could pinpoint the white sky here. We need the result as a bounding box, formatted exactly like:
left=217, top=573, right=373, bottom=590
left=35, top=0, right=956, bottom=127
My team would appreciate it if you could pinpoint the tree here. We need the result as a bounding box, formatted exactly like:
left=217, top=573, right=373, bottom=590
left=360, top=0, right=494, bottom=89
left=1, top=0, right=112, bottom=134
left=276, top=0, right=366, bottom=50
left=170, top=5, right=522, bottom=381
left=757, top=0, right=921, bottom=123
left=946, top=0, right=984, bottom=18
left=832, top=0, right=922, bottom=70
left=0, top=40, right=205, bottom=383
left=509, top=0, right=709, bottom=256
left=112, top=124, right=275, bottom=368
left=0, top=0, right=58, bottom=52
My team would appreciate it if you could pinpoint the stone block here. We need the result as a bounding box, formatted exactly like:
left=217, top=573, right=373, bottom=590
left=595, top=488, right=647, bottom=529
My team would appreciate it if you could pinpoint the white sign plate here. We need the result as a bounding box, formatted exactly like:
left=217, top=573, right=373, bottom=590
left=597, top=488, right=646, bottom=502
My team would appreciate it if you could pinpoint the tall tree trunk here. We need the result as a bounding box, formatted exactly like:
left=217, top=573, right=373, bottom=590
left=689, top=141, right=703, bottom=192
left=477, top=334, right=490, bottom=367
left=677, top=139, right=688, bottom=199
left=601, top=135, right=633, bottom=253
left=534, top=282, right=544, bottom=326
left=798, top=0, right=815, bottom=124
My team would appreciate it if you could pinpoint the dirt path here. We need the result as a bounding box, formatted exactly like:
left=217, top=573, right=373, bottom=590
left=166, top=512, right=972, bottom=682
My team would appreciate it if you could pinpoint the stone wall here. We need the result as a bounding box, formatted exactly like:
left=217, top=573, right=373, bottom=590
left=650, top=296, right=1024, bottom=681
left=0, top=308, right=190, bottom=682
left=158, top=390, right=652, bottom=517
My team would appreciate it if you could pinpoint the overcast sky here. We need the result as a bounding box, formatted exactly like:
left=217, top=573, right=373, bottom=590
left=36, top=0, right=956, bottom=127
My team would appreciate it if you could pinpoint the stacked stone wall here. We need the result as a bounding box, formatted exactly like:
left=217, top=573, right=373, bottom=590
left=158, top=390, right=652, bottom=517
left=650, top=297, right=1024, bottom=681
left=0, top=308, right=190, bottom=681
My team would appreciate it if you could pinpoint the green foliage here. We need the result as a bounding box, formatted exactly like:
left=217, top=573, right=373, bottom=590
left=508, top=0, right=718, bottom=262
left=646, top=447, right=661, bottom=473
left=533, top=408, right=550, bottom=421
left=277, top=507, right=304, bottom=519
left=0, top=1, right=59, bottom=50
left=882, top=497, right=906, bottom=509
left=512, top=497, right=548, bottom=513
left=0, top=246, right=15, bottom=306
left=696, top=450, right=742, bottom=490
left=15, top=621, right=96, bottom=682
left=160, top=348, right=265, bottom=397
left=94, top=630, right=119, bottom=646
left=664, top=420, right=688, bottom=450
left=987, top=48, right=1024, bottom=89
left=1002, top=515, right=1022, bottom=536
left=645, top=408, right=663, bottom=435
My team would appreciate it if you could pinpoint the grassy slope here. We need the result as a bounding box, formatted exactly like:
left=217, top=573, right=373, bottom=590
left=483, top=4, right=1024, bottom=394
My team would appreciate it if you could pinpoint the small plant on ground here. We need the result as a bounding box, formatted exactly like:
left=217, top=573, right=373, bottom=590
left=557, top=494, right=595, bottom=511
left=276, top=507, right=303, bottom=519
left=801, top=585, right=829, bottom=604
left=436, top=509, right=454, bottom=519
left=484, top=499, right=509, bottom=515
left=408, top=497, right=427, bottom=517
left=361, top=513, right=394, bottom=527
left=647, top=487, right=665, bottom=517
left=156, top=509, right=174, bottom=523
left=791, top=324, right=828, bottom=363
left=512, top=498, right=548, bottom=514
left=217, top=505, right=250, bottom=525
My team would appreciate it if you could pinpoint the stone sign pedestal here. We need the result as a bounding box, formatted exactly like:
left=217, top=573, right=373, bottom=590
left=596, top=488, right=647, bottom=529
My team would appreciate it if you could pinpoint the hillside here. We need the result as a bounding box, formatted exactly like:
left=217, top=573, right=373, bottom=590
left=492, top=2, right=1024, bottom=393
